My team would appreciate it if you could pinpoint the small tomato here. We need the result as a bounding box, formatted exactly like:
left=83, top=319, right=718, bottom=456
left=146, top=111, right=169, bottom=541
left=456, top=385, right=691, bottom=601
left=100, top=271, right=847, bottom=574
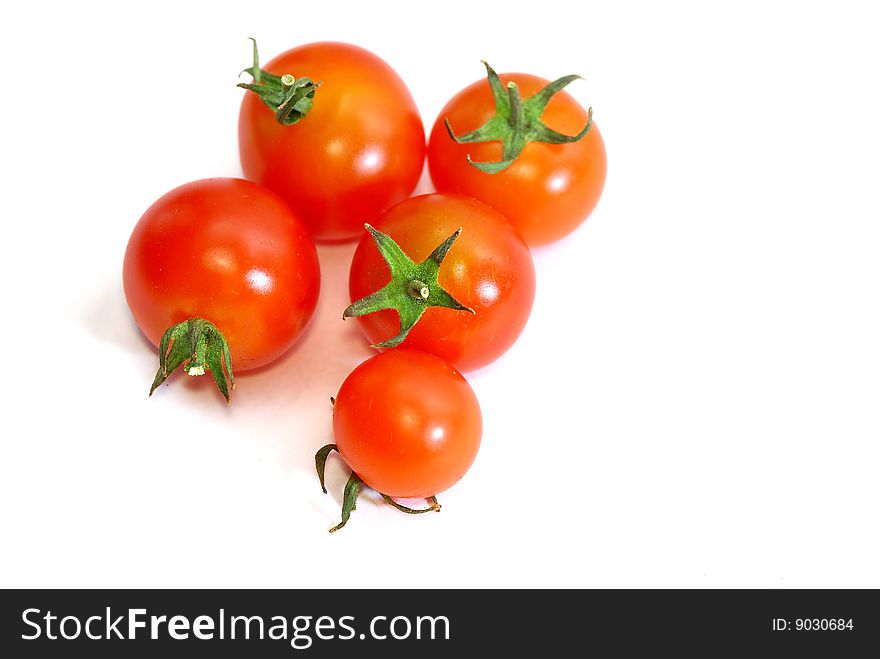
left=123, top=178, right=320, bottom=401
left=428, top=62, right=606, bottom=246
left=317, top=350, right=482, bottom=531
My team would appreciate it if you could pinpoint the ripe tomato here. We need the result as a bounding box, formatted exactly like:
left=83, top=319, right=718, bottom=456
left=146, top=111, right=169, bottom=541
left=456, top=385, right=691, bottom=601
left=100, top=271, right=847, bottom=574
left=123, top=178, right=320, bottom=398
left=347, top=193, right=535, bottom=372
left=428, top=67, right=606, bottom=247
left=238, top=41, right=425, bottom=243
left=332, top=350, right=482, bottom=499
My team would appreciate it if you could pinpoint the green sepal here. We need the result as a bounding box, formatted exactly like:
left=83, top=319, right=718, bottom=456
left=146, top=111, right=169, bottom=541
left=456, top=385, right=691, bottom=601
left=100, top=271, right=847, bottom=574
left=329, top=472, right=363, bottom=533
left=315, top=444, right=337, bottom=494
left=237, top=37, right=319, bottom=126
left=343, top=224, right=474, bottom=350
left=315, top=445, right=442, bottom=532
left=381, top=495, right=442, bottom=514
left=444, top=60, right=594, bottom=173
left=149, top=317, right=234, bottom=403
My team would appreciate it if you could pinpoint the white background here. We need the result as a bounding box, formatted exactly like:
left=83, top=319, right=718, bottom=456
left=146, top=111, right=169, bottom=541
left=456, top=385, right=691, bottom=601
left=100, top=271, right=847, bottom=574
left=1, top=0, right=878, bottom=588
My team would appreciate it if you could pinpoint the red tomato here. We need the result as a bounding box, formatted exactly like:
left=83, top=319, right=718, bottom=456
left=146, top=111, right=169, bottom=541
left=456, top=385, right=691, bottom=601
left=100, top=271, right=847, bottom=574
left=238, top=42, right=425, bottom=243
left=333, top=350, right=482, bottom=498
left=123, top=178, right=320, bottom=373
left=348, top=193, right=536, bottom=372
left=428, top=72, right=606, bottom=247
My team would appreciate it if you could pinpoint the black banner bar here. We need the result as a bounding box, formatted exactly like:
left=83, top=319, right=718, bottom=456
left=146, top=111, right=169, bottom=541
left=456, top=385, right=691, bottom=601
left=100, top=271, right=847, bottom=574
left=1, top=589, right=877, bottom=656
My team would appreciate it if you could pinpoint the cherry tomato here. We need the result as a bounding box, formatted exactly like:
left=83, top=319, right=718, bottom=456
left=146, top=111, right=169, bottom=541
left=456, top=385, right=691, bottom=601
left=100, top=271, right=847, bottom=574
left=347, top=193, right=536, bottom=372
left=238, top=42, right=425, bottom=243
left=123, top=178, right=320, bottom=376
left=333, top=350, right=482, bottom=498
left=428, top=71, right=606, bottom=247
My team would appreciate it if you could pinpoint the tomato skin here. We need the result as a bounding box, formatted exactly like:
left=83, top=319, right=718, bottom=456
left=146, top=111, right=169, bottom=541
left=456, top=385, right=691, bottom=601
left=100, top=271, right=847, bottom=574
left=123, top=178, right=320, bottom=371
left=333, top=350, right=482, bottom=498
left=239, top=42, right=426, bottom=243
left=348, top=193, right=536, bottom=372
left=428, top=73, right=606, bottom=247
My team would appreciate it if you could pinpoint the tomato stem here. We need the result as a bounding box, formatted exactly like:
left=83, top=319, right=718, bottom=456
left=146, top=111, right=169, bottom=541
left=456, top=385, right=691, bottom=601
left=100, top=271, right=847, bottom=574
left=237, top=38, right=320, bottom=126
left=315, top=444, right=441, bottom=532
left=407, top=280, right=430, bottom=300
left=149, top=317, right=234, bottom=403
left=343, top=224, right=474, bottom=350
left=444, top=60, right=594, bottom=173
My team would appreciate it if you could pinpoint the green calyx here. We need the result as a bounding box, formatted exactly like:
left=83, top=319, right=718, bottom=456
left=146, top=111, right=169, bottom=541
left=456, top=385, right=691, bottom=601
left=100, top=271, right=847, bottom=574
left=343, top=224, right=475, bottom=349
left=316, top=444, right=441, bottom=533
left=149, top=317, right=235, bottom=404
left=237, top=38, right=320, bottom=126
left=444, top=60, right=594, bottom=173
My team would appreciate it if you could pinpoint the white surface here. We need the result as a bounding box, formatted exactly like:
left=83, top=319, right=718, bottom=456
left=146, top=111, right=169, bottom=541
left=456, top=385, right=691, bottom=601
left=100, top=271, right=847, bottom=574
left=1, top=0, right=878, bottom=588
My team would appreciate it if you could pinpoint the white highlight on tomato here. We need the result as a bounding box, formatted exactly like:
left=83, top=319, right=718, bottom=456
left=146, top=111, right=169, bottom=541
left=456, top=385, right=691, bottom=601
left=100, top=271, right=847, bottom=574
left=477, top=280, right=500, bottom=303
left=246, top=268, right=273, bottom=294
left=546, top=171, right=570, bottom=194
left=356, top=147, right=384, bottom=174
